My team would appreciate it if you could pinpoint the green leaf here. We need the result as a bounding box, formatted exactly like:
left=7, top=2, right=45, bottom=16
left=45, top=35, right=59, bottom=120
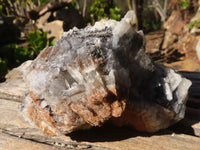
left=40, top=0, right=47, bottom=5
left=181, top=0, right=190, bottom=9
left=0, top=5, right=3, bottom=15
left=49, top=37, right=55, bottom=46
left=0, top=57, right=8, bottom=77
left=188, top=19, right=200, bottom=29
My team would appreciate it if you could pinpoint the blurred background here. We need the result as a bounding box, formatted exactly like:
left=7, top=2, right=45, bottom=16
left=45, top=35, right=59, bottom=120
left=0, top=0, right=200, bottom=82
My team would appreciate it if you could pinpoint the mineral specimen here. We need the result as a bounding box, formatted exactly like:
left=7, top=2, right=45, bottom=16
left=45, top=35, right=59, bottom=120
left=20, top=11, right=192, bottom=135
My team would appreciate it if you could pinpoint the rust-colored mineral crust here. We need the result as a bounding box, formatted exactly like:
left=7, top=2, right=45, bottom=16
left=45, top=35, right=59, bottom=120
left=20, top=11, right=192, bottom=135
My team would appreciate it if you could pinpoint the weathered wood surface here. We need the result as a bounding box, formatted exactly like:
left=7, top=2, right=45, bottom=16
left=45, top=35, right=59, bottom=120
left=0, top=71, right=200, bottom=150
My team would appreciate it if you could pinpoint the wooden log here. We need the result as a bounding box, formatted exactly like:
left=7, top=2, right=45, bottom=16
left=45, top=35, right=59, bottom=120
left=0, top=132, right=58, bottom=150
left=0, top=68, right=200, bottom=149
left=180, top=71, right=200, bottom=80
left=187, top=98, right=200, bottom=109
left=1, top=98, right=200, bottom=150
left=171, top=118, right=200, bottom=137
left=185, top=107, right=200, bottom=121
left=188, top=87, right=200, bottom=97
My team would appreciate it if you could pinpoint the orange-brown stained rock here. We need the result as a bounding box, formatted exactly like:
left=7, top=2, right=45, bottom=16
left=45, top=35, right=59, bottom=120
left=38, top=47, right=53, bottom=58
left=111, top=102, right=176, bottom=133
left=111, top=100, right=126, bottom=117
left=27, top=88, right=127, bottom=135
left=28, top=92, right=58, bottom=135
left=20, top=11, right=191, bottom=136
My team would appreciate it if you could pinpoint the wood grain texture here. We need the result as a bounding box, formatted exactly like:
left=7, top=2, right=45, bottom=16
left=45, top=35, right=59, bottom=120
left=0, top=71, right=200, bottom=150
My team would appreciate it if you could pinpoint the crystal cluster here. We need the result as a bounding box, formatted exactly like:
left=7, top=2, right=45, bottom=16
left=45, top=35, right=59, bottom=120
left=20, top=11, right=191, bottom=135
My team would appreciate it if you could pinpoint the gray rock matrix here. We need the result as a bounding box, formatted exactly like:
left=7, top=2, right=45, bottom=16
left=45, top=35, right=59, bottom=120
left=19, top=11, right=191, bottom=135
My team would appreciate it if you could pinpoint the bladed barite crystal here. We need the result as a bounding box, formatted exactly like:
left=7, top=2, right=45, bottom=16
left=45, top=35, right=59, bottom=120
left=20, top=11, right=192, bottom=135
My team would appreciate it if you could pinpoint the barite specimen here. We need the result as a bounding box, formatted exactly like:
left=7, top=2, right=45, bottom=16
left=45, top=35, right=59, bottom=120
left=20, top=11, right=192, bottom=135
